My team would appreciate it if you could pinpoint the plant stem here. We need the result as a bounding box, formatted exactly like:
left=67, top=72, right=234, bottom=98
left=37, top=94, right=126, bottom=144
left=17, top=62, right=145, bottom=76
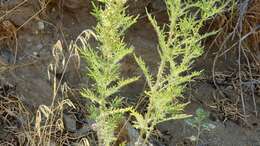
left=196, top=126, right=201, bottom=146
left=152, top=60, right=166, bottom=91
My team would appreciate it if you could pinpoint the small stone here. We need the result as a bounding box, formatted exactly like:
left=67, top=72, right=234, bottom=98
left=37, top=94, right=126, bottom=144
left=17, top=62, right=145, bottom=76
left=63, top=114, right=77, bottom=132
left=33, top=52, right=38, bottom=56
left=226, top=85, right=233, bottom=90
left=188, top=135, right=197, bottom=142
left=36, top=43, right=43, bottom=49
left=38, top=21, right=45, bottom=30
left=77, top=125, right=91, bottom=135
left=33, top=52, right=40, bottom=57
left=151, top=0, right=166, bottom=10
left=90, top=123, right=97, bottom=131
left=208, top=123, right=217, bottom=129
left=0, top=48, right=14, bottom=64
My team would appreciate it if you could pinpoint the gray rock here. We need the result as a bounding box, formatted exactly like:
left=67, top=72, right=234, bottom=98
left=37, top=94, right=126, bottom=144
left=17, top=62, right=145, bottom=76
left=37, top=21, right=45, bottom=30
left=151, top=0, right=166, bottom=11
left=125, top=122, right=163, bottom=146
left=63, top=114, right=77, bottom=132
left=0, top=48, right=14, bottom=64
left=36, top=43, right=43, bottom=50
left=0, top=0, right=17, bottom=7
left=77, top=125, right=92, bottom=135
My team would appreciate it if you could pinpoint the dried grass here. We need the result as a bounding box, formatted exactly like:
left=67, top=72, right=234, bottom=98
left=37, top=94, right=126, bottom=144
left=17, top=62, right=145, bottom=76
left=207, top=0, right=260, bottom=123
left=20, top=99, right=79, bottom=146
left=0, top=83, right=30, bottom=145
left=0, top=83, right=91, bottom=146
left=209, top=0, right=260, bottom=56
left=0, top=35, right=86, bottom=146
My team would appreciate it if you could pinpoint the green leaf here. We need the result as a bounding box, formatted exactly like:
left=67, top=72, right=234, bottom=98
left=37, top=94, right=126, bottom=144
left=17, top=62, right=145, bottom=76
left=105, top=77, right=139, bottom=97
left=134, top=54, right=153, bottom=88
left=130, top=110, right=148, bottom=131
left=81, top=88, right=104, bottom=105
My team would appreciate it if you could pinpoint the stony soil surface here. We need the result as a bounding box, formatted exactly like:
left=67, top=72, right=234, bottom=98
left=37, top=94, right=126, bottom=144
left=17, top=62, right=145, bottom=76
left=1, top=0, right=260, bottom=146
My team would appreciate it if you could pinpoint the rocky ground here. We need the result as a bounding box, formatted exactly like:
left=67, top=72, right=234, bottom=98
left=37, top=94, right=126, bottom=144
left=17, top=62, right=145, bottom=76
left=0, top=0, right=260, bottom=146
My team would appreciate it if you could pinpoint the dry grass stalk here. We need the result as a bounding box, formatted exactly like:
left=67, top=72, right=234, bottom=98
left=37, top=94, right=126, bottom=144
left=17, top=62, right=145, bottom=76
left=209, top=0, right=260, bottom=121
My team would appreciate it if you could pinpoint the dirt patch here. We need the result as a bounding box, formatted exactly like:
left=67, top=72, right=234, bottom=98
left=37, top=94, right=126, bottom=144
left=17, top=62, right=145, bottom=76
left=0, top=0, right=260, bottom=146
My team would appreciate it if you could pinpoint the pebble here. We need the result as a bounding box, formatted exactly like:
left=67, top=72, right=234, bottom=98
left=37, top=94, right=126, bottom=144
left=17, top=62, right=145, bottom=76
left=0, top=0, right=16, bottom=6
left=77, top=125, right=92, bottom=135
left=52, top=7, right=55, bottom=12
left=38, top=21, right=45, bottom=30
left=0, top=48, right=14, bottom=64
left=36, top=43, right=43, bottom=50
left=188, top=135, right=197, bottom=142
left=225, top=85, right=233, bottom=90
left=63, top=114, right=77, bottom=132
left=33, top=52, right=39, bottom=57
left=151, top=0, right=166, bottom=11
left=207, top=123, right=217, bottom=130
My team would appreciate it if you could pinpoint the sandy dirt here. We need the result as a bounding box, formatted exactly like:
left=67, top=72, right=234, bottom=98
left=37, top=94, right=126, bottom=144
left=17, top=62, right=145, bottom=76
left=0, top=0, right=260, bottom=146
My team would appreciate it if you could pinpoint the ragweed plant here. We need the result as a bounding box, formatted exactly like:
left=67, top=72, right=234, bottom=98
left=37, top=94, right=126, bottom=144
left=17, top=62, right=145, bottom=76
left=185, top=108, right=216, bottom=145
left=78, top=0, right=138, bottom=145
left=132, top=0, right=228, bottom=145
left=78, top=0, right=228, bottom=145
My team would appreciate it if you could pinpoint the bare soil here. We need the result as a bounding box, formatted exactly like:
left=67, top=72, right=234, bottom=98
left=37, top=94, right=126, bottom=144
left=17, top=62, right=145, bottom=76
left=1, top=0, right=260, bottom=146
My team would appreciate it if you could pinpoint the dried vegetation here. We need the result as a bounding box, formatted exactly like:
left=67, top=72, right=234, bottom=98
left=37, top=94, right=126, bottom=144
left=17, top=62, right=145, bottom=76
left=1, top=0, right=260, bottom=145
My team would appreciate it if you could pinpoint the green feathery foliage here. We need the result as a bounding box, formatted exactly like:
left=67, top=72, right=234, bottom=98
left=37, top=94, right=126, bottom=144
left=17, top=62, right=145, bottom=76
left=185, top=108, right=215, bottom=145
left=133, top=0, right=228, bottom=144
left=78, top=0, right=228, bottom=145
left=78, top=0, right=138, bottom=145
